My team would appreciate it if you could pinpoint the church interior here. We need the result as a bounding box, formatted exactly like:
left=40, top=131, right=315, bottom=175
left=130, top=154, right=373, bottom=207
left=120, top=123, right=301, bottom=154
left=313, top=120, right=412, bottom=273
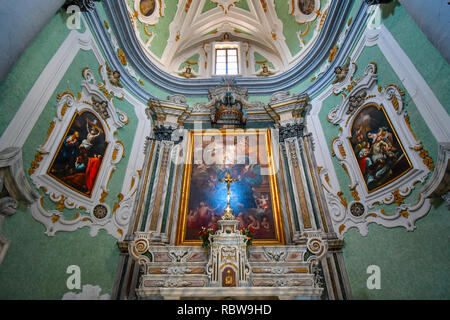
left=0, top=0, right=448, bottom=300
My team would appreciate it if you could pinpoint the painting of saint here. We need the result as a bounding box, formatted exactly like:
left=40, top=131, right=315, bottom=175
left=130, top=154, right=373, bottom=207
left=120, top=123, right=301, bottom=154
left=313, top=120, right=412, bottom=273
left=350, top=105, right=412, bottom=192
left=298, top=0, right=315, bottom=15
left=48, top=111, right=108, bottom=197
left=140, top=0, right=156, bottom=16
left=179, top=130, right=283, bottom=244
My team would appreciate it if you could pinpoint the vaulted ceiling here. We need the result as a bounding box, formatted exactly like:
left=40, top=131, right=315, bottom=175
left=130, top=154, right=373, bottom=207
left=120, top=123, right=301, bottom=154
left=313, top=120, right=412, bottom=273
left=124, top=0, right=332, bottom=78
left=94, top=0, right=363, bottom=97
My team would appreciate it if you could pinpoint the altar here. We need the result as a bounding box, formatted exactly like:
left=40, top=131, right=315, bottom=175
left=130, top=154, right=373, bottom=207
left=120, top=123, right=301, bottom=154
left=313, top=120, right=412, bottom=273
left=114, top=85, right=347, bottom=300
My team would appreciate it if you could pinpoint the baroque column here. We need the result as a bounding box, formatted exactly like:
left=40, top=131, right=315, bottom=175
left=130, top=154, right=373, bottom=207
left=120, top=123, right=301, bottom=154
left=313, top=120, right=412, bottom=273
left=112, top=110, right=186, bottom=299
left=278, top=117, right=352, bottom=299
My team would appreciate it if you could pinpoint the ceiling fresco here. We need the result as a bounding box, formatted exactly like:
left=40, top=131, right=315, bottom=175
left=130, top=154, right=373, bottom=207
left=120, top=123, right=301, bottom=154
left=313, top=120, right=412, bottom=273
left=124, top=0, right=331, bottom=78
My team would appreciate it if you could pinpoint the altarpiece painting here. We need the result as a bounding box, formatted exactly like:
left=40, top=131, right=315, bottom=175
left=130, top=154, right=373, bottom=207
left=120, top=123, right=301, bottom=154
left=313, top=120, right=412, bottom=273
left=176, top=129, right=284, bottom=245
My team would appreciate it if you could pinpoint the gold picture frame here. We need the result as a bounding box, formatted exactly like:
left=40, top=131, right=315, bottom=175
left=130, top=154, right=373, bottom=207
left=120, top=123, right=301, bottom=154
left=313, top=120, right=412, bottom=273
left=175, top=129, right=285, bottom=246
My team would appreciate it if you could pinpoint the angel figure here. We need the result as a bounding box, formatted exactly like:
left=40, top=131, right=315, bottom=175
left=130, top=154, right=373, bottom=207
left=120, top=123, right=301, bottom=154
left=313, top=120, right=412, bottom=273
left=332, top=57, right=351, bottom=84
left=105, top=62, right=123, bottom=88
left=178, top=65, right=196, bottom=79
left=256, top=64, right=275, bottom=77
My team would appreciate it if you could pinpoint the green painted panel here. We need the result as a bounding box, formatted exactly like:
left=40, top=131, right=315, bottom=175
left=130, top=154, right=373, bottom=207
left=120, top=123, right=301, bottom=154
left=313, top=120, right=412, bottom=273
left=0, top=10, right=71, bottom=137
left=201, top=0, right=218, bottom=14
left=380, top=2, right=450, bottom=112
left=318, top=44, right=447, bottom=299
left=0, top=203, right=118, bottom=299
left=178, top=53, right=200, bottom=73
left=0, top=48, right=138, bottom=299
left=343, top=202, right=450, bottom=299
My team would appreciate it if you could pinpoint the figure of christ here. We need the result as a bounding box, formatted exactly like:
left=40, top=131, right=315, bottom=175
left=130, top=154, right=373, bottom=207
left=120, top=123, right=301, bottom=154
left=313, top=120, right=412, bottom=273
left=80, top=121, right=101, bottom=151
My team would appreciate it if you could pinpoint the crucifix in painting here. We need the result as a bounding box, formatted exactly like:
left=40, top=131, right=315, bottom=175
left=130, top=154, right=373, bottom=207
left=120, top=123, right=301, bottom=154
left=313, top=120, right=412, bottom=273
left=219, top=171, right=238, bottom=219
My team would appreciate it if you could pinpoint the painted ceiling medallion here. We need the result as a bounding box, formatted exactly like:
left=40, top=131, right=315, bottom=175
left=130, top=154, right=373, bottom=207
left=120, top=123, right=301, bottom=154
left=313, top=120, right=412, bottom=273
left=298, top=0, right=315, bottom=15
left=134, top=0, right=165, bottom=25
left=289, top=0, right=321, bottom=23
left=140, top=0, right=156, bottom=17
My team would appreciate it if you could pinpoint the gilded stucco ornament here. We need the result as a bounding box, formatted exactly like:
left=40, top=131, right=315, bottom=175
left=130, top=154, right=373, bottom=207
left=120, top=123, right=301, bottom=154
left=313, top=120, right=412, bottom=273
left=325, top=62, right=432, bottom=236
left=29, top=68, right=130, bottom=240
left=289, top=0, right=322, bottom=23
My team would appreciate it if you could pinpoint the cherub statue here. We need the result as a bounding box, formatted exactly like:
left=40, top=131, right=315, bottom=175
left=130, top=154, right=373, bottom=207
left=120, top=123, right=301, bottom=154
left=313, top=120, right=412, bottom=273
left=332, top=57, right=351, bottom=84
left=105, top=62, right=123, bottom=88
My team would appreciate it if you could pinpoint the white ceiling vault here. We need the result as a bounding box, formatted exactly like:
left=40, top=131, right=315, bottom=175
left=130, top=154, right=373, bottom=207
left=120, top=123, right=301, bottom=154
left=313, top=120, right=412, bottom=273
left=125, top=0, right=331, bottom=78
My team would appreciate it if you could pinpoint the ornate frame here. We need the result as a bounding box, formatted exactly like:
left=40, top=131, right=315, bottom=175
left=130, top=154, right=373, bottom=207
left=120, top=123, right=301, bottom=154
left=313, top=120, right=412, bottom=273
left=134, top=0, right=166, bottom=25
left=326, top=62, right=431, bottom=235
left=289, top=0, right=322, bottom=23
left=175, top=129, right=285, bottom=246
left=29, top=67, right=129, bottom=238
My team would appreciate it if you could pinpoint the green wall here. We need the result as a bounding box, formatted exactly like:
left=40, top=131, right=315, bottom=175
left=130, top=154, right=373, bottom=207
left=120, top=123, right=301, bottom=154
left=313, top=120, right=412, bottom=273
left=0, top=1, right=448, bottom=300
left=317, top=1, right=449, bottom=300
left=0, top=13, right=138, bottom=300
left=0, top=10, right=71, bottom=137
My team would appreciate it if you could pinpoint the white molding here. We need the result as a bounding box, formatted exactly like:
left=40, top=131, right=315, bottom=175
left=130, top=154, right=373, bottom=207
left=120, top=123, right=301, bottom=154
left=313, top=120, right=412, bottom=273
left=0, top=17, right=107, bottom=150
left=307, top=24, right=446, bottom=237
left=373, top=25, right=450, bottom=144
left=124, top=0, right=331, bottom=78
left=0, top=18, right=150, bottom=240
left=29, top=67, right=128, bottom=238
left=0, top=147, right=39, bottom=266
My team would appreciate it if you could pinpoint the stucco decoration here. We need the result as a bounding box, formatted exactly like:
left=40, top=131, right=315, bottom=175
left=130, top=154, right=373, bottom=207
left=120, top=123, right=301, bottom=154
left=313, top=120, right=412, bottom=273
left=289, top=0, right=321, bottom=23
left=121, top=0, right=334, bottom=77
left=326, top=62, right=431, bottom=236
left=29, top=68, right=129, bottom=240
left=0, top=148, right=39, bottom=266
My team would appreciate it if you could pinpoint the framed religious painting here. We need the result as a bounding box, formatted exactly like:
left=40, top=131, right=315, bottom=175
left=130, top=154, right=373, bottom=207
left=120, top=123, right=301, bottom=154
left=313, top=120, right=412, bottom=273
left=176, top=129, right=285, bottom=245
left=47, top=110, right=108, bottom=197
left=29, top=67, right=129, bottom=238
left=349, top=104, right=413, bottom=193
left=326, top=62, right=431, bottom=235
